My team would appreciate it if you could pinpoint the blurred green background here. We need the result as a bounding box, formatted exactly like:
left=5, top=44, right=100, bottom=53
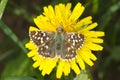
left=0, top=0, right=120, bottom=80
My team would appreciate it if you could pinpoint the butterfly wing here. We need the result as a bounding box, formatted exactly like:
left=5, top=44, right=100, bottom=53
left=29, top=31, right=55, bottom=46
left=61, top=32, right=84, bottom=60
left=29, top=31, right=56, bottom=58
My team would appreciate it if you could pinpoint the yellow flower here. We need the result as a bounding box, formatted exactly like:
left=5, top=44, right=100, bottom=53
left=25, top=3, right=104, bottom=78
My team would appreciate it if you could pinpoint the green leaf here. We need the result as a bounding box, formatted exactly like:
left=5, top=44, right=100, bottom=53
left=74, top=70, right=91, bottom=80
left=0, top=0, right=8, bottom=19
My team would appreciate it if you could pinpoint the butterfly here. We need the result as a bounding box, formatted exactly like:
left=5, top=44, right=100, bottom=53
left=29, top=26, right=84, bottom=61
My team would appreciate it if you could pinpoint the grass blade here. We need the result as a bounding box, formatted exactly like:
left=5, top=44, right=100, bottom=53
left=0, top=0, right=8, bottom=19
left=0, top=20, right=27, bottom=53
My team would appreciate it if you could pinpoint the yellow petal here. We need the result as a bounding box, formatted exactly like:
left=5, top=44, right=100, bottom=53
left=57, top=3, right=66, bottom=25
left=55, top=5, right=63, bottom=24
left=25, top=41, right=37, bottom=50
left=34, top=15, right=48, bottom=29
left=32, top=56, right=43, bottom=68
left=80, top=53, right=94, bottom=66
left=27, top=50, right=37, bottom=57
left=45, top=5, right=58, bottom=26
left=80, top=47, right=97, bottom=61
left=29, top=26, right=39, bottom=31
left=65, top=3, right=71, bottom=19
left=85, top=42, right=103, bottom=51
left=63, top=61, right=70, bottom=76
left=47, top=5, right=55, bottom=19
left=90, top=38, right=104, bottom=43
left=70, top=60, right=80, bottom=74
left=84, top=31, right=105, bottom=37
left=32, top=54, right=41, bottom=61
left=78, top=48, right=94, bottom=66
left=88, top=52, right=97, bottom=61
left=41, top=58, right=57, bottom=76
left=46, top=58, right=58, bottom=74
left=75, top=16, right=92, bottom=31
left=65, top=3, right=71, bottom=11
left=41, top=59, right=52, bottom=75
left=82, top=23, right=98, bottom=31
left=56, top=60, right=64, bottom=78
left=34, top=15, right=56, bottom=31
left=32, top=60, right=40, bottom=68
left=43, top=6, right=50, bottom=17
left=38, top=58, right=46, bottom=71
left=77, top=55, right=85, bottom=70
left=69, top=3, right=84, bottom=22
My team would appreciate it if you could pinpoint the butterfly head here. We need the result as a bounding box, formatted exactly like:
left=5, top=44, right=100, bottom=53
left=56, top=26, right=64, bottom=33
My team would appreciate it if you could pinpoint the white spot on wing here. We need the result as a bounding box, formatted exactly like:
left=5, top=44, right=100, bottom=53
left=78, top=34, right=81, bottom=38
left=41, top=37, right=43, bottom=40
left=68, top=47, right=70, bottom=51
left=46, top=37, right=49, bottom=40
left=35, top=32, right=38, bottom=35
left=43, top=32, right=46, bottom=37
left=32, top=35, right=35, bottom=38
left=37, top=37, right=40, bottom=40
left=68, top=39, right=71, bottom=42
left=41, top=48, right=43, bottom=50
left=75, top=40, right=78, bottom=42
left=73, top=42, right=75, bottom=46
left=71, top=34, right=74, bottom=39
left=41, top=40, right=43, bottom=44
left=45, top=45, right=48, bottom=49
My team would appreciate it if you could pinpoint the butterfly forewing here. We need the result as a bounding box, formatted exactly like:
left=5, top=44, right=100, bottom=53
left=61, top=33, right=84, bottom=60
left=29, top=31, right=56, bottom=58
left=29, top=31, right=54, bottom=46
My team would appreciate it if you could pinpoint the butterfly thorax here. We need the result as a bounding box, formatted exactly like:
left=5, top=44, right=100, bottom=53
left=54, top=26, right=65, bottom=57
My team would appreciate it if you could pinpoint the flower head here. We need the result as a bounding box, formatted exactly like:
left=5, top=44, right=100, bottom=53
left=25, top=3, right=104, bottom=78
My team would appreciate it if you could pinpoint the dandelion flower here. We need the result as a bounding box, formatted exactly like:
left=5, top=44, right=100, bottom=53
left=25, top=3, right=104, bottom=78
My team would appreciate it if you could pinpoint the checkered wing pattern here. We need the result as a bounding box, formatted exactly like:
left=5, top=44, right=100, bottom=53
left=29, top=31, right=56, bottom=58
left=61, top=33, right=84, bottom=60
